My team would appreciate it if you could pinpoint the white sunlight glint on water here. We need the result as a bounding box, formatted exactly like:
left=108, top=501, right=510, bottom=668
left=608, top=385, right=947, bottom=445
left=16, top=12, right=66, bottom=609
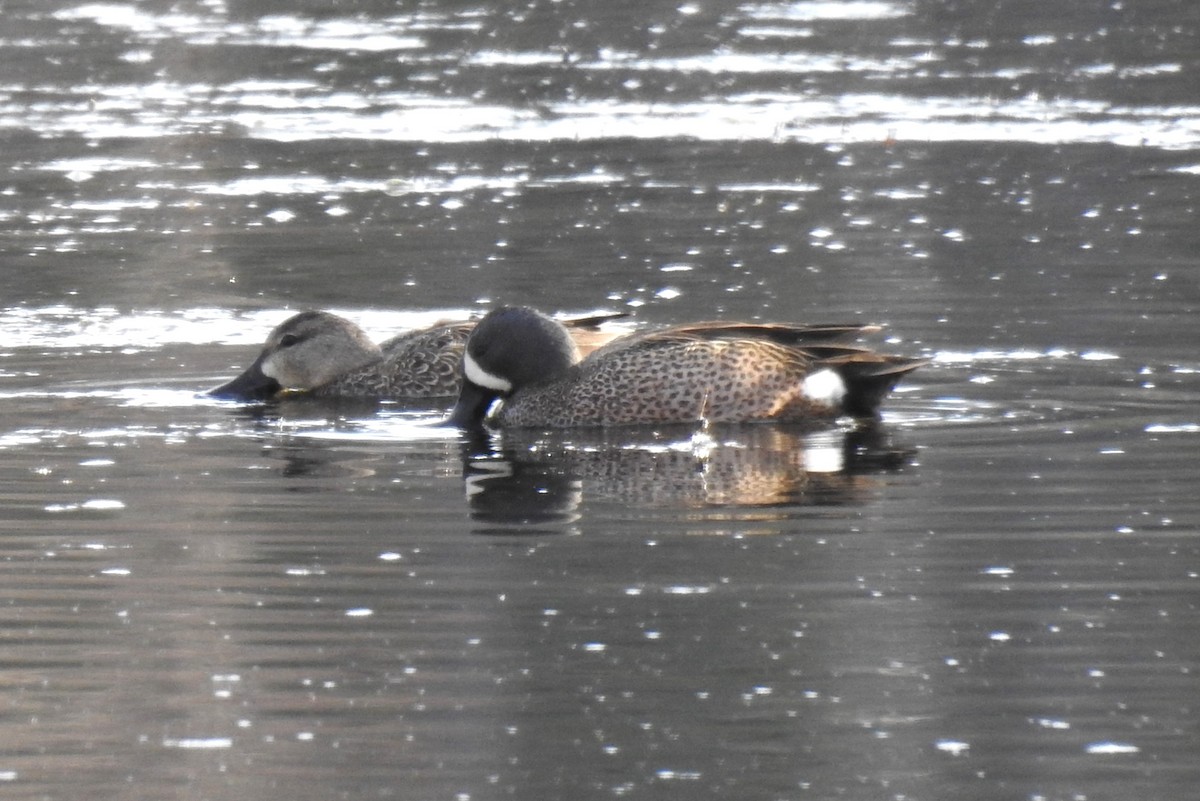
left=739, top=1, right=909, bottom=22
left=0, top=307, right=478, bottom=349
left=12, top=88, right=1195, bottom=149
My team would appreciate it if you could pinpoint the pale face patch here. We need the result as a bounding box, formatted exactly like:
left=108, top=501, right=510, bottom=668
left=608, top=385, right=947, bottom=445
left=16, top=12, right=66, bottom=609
left=260, top=352, right=313, bottom=389
left=463, top=352, right=513, bottom=393
left=260, top=354, right=281, bottom=382
left=800, top=368, right=846, bottom=408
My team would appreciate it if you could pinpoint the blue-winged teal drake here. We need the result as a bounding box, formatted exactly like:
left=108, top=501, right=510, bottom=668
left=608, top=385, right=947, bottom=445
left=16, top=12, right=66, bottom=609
left=447, top=305, right=926, bottom=429
left=208, top=309, right=623, bottom=402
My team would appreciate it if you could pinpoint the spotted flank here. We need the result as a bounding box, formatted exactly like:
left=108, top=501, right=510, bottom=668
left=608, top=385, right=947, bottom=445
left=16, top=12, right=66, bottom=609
left=448, top=306, right=926, bottom=429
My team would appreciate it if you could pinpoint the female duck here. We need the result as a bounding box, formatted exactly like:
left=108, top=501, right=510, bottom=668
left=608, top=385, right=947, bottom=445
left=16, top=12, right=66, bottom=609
left=447, top=306, right=925, bottom=429
left=209, top=309, right=621, bottom=402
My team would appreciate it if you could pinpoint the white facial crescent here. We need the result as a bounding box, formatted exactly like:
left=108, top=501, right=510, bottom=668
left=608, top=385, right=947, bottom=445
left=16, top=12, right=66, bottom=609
left=463, top=352, right=513, bottom=393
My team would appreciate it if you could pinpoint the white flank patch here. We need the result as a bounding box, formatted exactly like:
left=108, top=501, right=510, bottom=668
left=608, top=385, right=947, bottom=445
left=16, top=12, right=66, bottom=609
left=801, top=368, right=846, bottom=407
left=463, top=352, right=512, bottom=392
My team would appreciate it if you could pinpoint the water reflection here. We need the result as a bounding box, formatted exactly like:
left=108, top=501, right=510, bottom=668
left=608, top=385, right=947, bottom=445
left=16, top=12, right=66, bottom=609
left=461, top=423, right=917, bottom=533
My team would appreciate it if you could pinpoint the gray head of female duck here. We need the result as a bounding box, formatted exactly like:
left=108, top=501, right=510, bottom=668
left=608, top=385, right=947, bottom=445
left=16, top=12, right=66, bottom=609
left=208, top=310, right=383, bottom=401
left=447, top=306, right=580, bottom=428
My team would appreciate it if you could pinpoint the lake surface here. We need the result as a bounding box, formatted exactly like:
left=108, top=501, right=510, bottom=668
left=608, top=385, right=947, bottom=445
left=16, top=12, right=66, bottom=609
left=2, top=1, right=1200, bottom=799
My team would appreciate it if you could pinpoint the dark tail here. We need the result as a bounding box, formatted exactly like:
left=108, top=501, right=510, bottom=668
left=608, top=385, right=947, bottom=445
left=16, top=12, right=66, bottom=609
left=832, top=355, right=928, bottom=418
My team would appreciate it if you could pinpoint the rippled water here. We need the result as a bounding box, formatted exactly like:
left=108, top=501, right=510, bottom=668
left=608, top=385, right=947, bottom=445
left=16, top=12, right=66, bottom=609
left=2, top=1, right=1200, bottom=799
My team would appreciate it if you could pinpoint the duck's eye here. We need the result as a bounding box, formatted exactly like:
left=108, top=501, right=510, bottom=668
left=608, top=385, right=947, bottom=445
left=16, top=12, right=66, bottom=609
left=278, top=333, right=301, bottom=348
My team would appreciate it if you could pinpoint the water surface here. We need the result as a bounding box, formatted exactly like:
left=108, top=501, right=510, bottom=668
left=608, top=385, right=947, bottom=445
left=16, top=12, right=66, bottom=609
left=1, top=1, right=1199, bottom=799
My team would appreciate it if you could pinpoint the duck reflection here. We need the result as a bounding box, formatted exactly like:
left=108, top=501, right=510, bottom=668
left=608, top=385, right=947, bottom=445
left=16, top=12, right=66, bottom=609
left=462, top=423, right=916, bottom=533
left=464, top=455, right=585, bottom=533
left=213, top=398, right=445, bottom=481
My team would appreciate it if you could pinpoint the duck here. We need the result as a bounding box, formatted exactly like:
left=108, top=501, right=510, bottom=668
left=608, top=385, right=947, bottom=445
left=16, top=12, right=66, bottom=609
left=447, top=305, right=926, bottom=429
left=207, top=309, right=624, bottom=402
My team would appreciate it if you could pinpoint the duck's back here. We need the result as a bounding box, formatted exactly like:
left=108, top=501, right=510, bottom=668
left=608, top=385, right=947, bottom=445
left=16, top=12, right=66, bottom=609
left=316, top=321, right=473, bottom=399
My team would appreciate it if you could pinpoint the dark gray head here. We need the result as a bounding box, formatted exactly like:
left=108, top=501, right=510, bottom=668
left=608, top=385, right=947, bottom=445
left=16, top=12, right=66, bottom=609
left=447, top=306, right=580, bottom=428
